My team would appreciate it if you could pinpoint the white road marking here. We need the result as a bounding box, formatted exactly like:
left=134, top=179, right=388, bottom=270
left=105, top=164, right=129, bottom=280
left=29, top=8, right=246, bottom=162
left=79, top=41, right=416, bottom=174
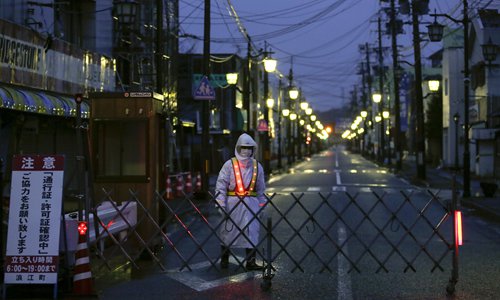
left=282, top=187, right=297, bottom=192
left=337, top=225, right=353, bottom=300
left=307, top=187, right=321, bottom=192
left=332, top=186, right=347, bottom=192
left=336, top=170, right=342, bottom=185
left=163, top=256, right=259, bottom=292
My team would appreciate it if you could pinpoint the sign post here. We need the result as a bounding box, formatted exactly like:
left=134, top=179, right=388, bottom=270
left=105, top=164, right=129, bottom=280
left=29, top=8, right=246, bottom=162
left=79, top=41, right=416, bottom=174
left=3, top=155, right=64, bottom=298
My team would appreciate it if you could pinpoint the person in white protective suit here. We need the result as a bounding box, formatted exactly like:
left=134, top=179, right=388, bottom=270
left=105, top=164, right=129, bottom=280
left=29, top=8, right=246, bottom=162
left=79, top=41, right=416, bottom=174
left=215, top=133, right=267, bottom=270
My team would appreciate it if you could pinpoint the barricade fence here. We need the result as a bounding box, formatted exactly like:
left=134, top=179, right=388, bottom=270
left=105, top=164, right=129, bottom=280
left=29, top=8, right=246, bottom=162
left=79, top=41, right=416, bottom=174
left=84, top=186, right=460, bottom=294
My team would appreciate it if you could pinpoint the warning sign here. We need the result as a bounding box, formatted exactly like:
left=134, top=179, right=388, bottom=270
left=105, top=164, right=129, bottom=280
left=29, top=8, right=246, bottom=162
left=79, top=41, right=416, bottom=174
left=257, top=119, right=269, bottom=132
left=193, top=76, right=216, bottom=100
left=4, top=155, right=65, bottom=285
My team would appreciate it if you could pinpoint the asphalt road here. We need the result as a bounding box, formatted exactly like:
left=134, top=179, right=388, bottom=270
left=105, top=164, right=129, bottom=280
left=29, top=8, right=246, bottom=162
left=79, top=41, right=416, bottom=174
left=76, top=146, right=500, bottom=299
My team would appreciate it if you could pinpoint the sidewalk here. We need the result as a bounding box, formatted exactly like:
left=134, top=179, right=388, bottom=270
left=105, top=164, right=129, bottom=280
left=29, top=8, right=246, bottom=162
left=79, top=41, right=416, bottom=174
left=392, top=155, right=500, bottom=220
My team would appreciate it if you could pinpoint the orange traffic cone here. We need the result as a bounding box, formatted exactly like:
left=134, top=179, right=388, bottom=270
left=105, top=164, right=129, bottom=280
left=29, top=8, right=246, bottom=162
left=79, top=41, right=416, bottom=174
left=176, top=174, right=184, bottom=197
left=165, top=175, right=174, bottom=200
left=195, top=172, right=202, bottom=192
left=185, top=172, right=193, bottom=194
left=73, top=232, right=94, bottom=295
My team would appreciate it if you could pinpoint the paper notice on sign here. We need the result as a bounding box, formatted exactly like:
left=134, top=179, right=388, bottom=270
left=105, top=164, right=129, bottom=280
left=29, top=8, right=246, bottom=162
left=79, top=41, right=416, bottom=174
left=4, top=155, right=65, bottom=284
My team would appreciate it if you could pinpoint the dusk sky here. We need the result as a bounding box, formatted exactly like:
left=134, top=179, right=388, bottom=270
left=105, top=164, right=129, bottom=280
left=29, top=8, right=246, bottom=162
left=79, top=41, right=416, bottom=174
left=179, top=0, right=497, bottom=112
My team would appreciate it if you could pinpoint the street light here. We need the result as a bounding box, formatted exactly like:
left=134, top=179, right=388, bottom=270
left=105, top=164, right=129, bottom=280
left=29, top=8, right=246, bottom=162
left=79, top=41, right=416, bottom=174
left=289, top=87, right=299, bottom=100
left=226, top=73, right=238, bottom=85
left=372, top=92, right=382, bottom=103
left=113, top=0, right=139, bottom=25
left=428, top=0, right=471, bottom=197
left=427, top=79, right=440, bottom=92
left=481, top=37, right=498, bottom=64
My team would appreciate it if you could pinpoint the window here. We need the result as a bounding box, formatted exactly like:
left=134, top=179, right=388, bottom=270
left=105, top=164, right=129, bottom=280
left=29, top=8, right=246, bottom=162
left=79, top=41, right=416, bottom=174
left=94, top=120, right=148, bottom=180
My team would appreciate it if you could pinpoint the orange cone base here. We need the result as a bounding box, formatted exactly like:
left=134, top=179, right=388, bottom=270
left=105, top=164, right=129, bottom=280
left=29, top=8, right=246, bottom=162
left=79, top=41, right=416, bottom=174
left=72, top=234, right=96, bottom=297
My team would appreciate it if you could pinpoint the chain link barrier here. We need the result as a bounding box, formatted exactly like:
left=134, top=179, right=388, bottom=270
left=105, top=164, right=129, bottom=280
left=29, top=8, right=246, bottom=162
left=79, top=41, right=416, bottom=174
left=87, top=187, right=457, bottom=293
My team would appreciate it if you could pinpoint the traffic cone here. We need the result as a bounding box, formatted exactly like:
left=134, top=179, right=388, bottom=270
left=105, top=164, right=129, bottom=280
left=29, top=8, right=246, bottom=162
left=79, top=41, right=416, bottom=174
left=176, top=174, right=184, bottom=197
left=195, top=172, right=202, bottom=192
left=165, top=175, right=174, bottom=200
left=73, top=233, right=94, bottom=295
left=185, top=172, right=193, bottom=194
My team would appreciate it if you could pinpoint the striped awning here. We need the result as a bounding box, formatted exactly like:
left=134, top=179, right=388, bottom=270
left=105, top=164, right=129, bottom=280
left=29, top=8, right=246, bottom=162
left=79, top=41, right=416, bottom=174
left=0, top=86, right=90, bottom=118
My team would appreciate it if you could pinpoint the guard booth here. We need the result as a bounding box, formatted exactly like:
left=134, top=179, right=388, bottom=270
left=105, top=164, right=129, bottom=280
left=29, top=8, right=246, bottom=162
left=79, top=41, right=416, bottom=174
left=89, top=91, right=166, bottom=245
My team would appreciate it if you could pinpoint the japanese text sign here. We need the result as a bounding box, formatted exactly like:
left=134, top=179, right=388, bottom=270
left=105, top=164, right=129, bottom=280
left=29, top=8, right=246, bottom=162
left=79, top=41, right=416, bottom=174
left=4, top=155, right=65, bottom=284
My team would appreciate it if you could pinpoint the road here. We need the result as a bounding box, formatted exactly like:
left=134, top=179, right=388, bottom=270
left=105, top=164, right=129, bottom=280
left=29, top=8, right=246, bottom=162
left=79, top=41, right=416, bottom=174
left=97, top=145, right=500, bottom=300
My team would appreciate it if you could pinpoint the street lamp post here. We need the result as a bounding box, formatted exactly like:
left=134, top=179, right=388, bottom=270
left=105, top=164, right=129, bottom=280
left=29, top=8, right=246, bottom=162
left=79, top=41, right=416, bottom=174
left=428, top=0, right=470, bottom=197
left=372, top=92, right=384, bottom=163
left=453, top=113, right=460, bottom=171
left=411, top=0, right=426, bottom=180
left=262, top=46, right=277, bottom=178
left=277, top=79, right=283, bottom=170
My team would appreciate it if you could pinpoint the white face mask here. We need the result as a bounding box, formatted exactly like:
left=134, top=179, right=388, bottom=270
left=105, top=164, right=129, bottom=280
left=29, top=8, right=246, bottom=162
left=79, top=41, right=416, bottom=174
left=240, top=148, right=252, bottom=158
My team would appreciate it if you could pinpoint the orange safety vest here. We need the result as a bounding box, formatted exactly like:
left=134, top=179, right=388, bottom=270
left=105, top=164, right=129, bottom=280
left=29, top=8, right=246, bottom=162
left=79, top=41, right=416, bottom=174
left=227, top=157, right=258, bottom=196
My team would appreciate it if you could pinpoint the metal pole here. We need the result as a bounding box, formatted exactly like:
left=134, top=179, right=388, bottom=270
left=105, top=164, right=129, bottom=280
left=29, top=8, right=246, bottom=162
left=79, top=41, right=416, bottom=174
left=261, top=217, right=273, bottom=291
left=455, top=117, right=459, bottom=170
left=245, top=40, right=251, bottom=132
left=277, top=79, right=283, bottom=170
left=201, top=0, right=211, bottom=192
left=390, top=0, right=402, bottom=171
left=447, top=173, right=459, bottom=295
left=411, top=0, right=426, bottom=180
left=364, top=43, right=373, bottom=159
left=263, top=44, right=271, bottom=177
left=377, top=17, right=385, bottom=164
left=156, top=0, right=163, bottom=94
left=462, top=0, right=471, bottom=197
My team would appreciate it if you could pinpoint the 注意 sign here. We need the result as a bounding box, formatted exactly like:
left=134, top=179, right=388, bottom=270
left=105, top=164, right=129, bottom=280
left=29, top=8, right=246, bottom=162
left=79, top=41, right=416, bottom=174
left=4, top=155, right=65, bottom=284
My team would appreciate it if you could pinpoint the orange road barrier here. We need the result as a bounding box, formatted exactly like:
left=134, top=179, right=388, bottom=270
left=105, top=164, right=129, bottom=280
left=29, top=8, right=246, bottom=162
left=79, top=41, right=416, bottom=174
left=176, top=174, right=184, bottom=197
left=195, top=172, right=202, bottom=192
left=185, top=172, right=193, bottom=193
left=165, top=174, right=174, bottom=200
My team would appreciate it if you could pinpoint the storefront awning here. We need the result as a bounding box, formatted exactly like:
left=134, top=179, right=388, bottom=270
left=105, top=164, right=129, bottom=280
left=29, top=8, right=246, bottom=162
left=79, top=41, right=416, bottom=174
left=0, top=85, right=89, bottom=118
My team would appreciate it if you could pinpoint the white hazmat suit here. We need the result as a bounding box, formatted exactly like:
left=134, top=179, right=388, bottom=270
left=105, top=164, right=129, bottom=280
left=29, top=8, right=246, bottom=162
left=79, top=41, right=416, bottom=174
left=215, top=133, right=266, bottom=270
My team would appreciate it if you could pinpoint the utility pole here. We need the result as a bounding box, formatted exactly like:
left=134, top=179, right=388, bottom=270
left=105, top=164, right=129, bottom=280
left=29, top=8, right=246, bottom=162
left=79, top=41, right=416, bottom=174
left=245, top=40, right=251, bottom=132
left=362, top=43, right=373, bottom=159
left=462, top=0, right=471, bottom=197
left=389, top=0, right=402, bottom=171
left=287, top=65, right=294, bottom=165
left=277, top=79, right=283, bottom=169
left=201, top=0, right=211, bottom=192
left=263, top=42, right=271, bottom=177
left=156, top=0, right=163, bottom=94
left=360, top=62, right=367, bottom=156
left=377, top=17, right=385, bottom=164
left=411, top=0, right=426, bottom=180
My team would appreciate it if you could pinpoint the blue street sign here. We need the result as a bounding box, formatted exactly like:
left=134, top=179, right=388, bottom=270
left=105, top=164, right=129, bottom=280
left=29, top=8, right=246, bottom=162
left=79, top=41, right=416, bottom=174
left=193, top=76, right=216, bottom=100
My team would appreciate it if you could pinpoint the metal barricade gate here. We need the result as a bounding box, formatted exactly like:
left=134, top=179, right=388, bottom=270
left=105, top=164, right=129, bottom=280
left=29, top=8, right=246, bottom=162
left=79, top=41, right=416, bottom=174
left=88, top=185, right=460, bottom=295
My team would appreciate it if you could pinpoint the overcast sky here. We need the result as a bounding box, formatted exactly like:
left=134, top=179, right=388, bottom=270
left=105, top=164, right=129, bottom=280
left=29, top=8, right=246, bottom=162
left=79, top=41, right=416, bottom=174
left=179, top=0, right=498, bottom=112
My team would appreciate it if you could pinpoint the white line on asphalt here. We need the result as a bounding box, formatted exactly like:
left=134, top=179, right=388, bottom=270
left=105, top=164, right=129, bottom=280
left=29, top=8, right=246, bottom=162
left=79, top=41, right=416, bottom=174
left=163, top=256, right=259, bottom=292
left=282, top=187, right=297, bottom=192
left=336, top=170, right=342, bottom=185
left=337, top=225, right=353, bottom=300
left=307, top=187, right=321, bottom=192
left=332, top=186, right=347, bottom=192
